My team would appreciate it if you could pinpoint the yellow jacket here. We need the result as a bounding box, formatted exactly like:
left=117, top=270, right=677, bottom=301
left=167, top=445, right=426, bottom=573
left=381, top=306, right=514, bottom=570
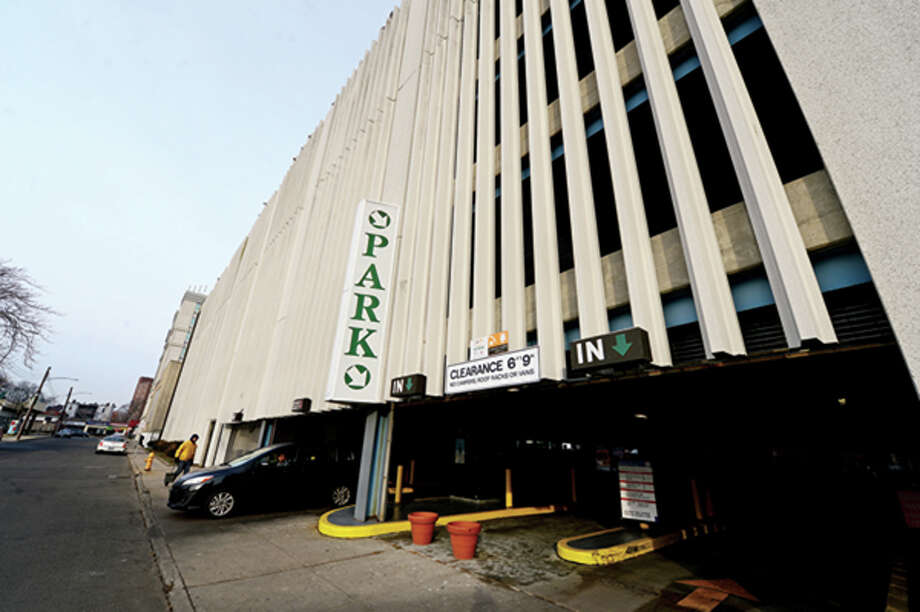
left=175, top=440, right=197, bottom=462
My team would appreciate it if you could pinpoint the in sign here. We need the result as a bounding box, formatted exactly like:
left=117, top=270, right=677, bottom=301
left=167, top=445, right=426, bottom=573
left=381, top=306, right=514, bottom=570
left=569, top=327, right=652, bottom=374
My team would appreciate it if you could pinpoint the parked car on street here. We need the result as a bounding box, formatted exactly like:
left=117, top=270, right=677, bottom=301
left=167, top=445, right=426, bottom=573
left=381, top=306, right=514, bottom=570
left=167, top=442, right=357, bottom=518
left=96, top=434, right=128, bottom=454
left=55, top=427, right=89, bottom=438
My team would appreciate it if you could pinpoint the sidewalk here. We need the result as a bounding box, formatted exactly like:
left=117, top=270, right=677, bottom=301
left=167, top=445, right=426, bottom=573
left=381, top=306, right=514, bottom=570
left=127, top=447, right=566, bottom=611
left=127, top=446, right=781, bottom=611
left=0, top=432, right=50, bottom=443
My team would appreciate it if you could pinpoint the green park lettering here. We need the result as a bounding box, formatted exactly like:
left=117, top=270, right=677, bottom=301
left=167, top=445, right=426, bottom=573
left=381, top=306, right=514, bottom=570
left=346, top=327, right=377, bottom=358
left=355, top=263, right=383, bottom=290
left=351, top=294, right=381, bottom=323
left=362, top=233, right=389, bottom=257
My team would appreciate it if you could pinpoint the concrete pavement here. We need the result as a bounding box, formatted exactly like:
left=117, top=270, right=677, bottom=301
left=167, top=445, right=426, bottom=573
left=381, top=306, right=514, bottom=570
left=129, top=445, right=834, bottom=611
left=129, top=448, right=567, bottom=611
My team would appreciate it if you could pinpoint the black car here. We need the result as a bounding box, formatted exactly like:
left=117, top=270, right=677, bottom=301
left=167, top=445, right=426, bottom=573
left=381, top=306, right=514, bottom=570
left=167, top=442, right=357, bottom=518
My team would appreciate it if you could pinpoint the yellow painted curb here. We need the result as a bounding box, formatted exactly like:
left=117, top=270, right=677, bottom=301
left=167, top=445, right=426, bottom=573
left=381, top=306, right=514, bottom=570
left=556, top=523, right=718, bottom=566
left=318, top=505, right=562, bottom=539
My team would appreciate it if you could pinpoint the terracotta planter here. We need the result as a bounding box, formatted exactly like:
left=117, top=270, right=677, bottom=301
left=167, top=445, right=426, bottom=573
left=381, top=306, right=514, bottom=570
left=447, top=521, right=482, bottom=559
left=407, top=511, right=439, bottom=545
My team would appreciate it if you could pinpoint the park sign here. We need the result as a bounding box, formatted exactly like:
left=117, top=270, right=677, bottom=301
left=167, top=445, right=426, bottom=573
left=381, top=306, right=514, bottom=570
left=326, top=200, right=401, bottom=404
left=569, top=327, right=652, bottom=374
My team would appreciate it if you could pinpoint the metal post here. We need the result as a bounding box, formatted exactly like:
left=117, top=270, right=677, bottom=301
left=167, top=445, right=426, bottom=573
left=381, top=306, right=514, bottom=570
left=395, top=464, right=404, bottom=504
left=354, top=409, right=379, bottom=522
left=53, top=386, right=73, bottom=436
left=17, top=366, right=49, bottom=440
left=570, top=467, right=578, bottom=504
left=690, top=479, right=703, bottom=521
left=376, top=404, right=396, bottom=523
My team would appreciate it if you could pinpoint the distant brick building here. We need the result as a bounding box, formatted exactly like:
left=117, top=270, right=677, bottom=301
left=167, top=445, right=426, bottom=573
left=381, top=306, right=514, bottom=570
left=127, top=377, right=153, bottom=423
left=137, top=291, right=206, bottom=442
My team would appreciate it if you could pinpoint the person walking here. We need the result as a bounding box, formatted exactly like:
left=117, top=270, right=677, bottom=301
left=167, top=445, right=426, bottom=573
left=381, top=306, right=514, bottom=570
left=165, top=434, right=198, bottom=486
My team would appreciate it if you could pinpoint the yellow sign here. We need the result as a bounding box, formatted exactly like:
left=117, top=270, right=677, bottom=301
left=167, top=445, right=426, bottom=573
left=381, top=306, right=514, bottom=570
left=488, top=331, right=508, bottom=351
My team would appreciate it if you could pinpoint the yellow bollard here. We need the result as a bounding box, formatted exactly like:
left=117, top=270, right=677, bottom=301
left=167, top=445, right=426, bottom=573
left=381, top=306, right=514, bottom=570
left=145, top=452, right=155, bottom=472
left=394, top=464, right=404, bottom=504
left=505, top=468, right=513, bottom=508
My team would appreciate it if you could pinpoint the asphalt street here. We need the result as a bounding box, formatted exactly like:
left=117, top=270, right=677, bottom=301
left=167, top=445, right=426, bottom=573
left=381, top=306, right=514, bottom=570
left=0, top=436, right=167, bottom=612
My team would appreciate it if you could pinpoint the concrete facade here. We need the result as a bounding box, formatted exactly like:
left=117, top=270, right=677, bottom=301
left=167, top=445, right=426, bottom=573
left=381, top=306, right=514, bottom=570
left=752, top=0, right=920, bottom=392
left=138, top=291, right=205, bottom=441
left=162, top=0, right=918, bottom=465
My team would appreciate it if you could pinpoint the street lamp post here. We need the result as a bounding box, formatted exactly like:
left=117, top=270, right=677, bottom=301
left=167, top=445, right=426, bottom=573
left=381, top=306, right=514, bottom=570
left=53, top=386, right=74, bottom=435
left=16, top=373, right=79, bottom=439
left=16, top=367, right=50, bottom=440
left=55, top=390, right=90, bottom=433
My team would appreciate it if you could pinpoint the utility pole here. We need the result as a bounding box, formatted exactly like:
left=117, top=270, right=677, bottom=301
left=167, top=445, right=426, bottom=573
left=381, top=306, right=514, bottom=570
left=17, top=366, right=50, bottom=440
left=53, top=386, right=74, bottom=436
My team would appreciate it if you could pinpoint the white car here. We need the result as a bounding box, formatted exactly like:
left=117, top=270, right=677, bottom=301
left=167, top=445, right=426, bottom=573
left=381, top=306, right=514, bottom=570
left=96, top=434, right=128, bottom=455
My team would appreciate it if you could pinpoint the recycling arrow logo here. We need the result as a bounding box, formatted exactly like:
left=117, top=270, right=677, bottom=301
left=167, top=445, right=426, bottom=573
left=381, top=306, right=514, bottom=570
left=368, top=210, right=391, bottom=229
left=344, top=364, right=371, bottom=390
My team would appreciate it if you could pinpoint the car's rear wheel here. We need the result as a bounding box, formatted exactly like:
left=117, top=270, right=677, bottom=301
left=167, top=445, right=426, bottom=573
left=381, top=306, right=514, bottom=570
left=206, top=490, right=236, bottom=518
left=330, top=484, right=352, bottom=507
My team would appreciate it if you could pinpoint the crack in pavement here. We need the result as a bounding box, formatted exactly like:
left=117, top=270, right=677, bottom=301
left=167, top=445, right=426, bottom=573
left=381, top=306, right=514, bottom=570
left=185, top=550, right=387, bottom=589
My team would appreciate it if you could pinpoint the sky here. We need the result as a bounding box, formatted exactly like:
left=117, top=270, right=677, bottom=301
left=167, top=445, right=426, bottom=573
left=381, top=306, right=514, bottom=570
left=1, top=0, right=397, bottom=406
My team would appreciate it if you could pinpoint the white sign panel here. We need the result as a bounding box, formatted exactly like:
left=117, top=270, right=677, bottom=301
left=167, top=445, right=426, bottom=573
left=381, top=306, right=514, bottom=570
left=469, top=337, right=488, bottom=360
left=326, top=200, right=400, bottom=404
left=444, top=347, right=540, bottom=395
left=618, top=460, right=658, bottom=522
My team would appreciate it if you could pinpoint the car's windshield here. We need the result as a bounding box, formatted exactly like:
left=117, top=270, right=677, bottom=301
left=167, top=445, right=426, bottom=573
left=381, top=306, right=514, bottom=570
left=103, top=435, right=124, bottom=442
left=225, top=446, right=275, bottom=467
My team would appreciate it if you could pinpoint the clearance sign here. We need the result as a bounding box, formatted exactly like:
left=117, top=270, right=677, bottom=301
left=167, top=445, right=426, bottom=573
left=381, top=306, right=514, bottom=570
left=326, top=200, right=400, bottom=404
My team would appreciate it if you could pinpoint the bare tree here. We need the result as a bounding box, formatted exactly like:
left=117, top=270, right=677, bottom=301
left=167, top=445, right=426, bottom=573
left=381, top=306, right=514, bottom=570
left=0, top=260, right=56, bottom=377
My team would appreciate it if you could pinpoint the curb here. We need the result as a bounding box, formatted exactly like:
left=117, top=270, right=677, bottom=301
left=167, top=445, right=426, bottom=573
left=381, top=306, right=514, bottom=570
left=128, top=450, right=195, bottom=612
left=556, top=522, right=723, bottom=566
left=319, top=504, right=563, bottom=539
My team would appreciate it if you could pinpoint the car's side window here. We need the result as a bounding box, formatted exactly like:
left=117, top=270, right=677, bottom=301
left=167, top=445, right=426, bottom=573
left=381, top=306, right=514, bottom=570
left=260, top=450, right=294, bottom=469
left=295, top=448, right=319, bottom=465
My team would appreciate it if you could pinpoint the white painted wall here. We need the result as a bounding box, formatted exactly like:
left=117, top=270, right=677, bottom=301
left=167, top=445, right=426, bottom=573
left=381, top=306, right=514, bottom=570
left=163, top=0, right=916, bottom=451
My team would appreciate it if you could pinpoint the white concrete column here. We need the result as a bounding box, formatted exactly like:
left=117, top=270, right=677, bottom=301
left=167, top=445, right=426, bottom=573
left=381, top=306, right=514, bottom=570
left=500, top=0, right=527, bottom=350
left=584, top=0, right=672, bottom=366
left=522, top=0, right=565, bottom=380
left=472, top=0, right=497, bottom=337
left=425, top=0, right=466, bottom=394
left=404, top=2, right=451, bottom=374
left=625, top=0, right=746, bottom=358
left=255, top=116, right=335, bottom=411
left=681, top=0, right=836, bottom=348
left=381, top=0, right=432, bottom=204
left=373, top=7, right=410, bottom=198
left=446, top=0, right=480, bottom=365
left=549, top=0, right=609, bottom=338
left=386, top=0, right=439, bottom=380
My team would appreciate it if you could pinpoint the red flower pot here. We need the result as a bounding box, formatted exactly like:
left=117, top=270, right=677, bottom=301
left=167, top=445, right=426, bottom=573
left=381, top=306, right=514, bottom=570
left=407, top=511, right=439, bottom=545
left=447, top=521, right=482, bottom=559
